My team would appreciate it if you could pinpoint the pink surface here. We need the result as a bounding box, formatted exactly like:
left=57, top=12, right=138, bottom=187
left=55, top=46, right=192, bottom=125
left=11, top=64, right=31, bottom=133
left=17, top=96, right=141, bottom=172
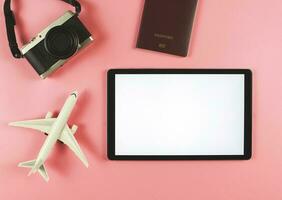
left=0, top=0, right=282, bottom=199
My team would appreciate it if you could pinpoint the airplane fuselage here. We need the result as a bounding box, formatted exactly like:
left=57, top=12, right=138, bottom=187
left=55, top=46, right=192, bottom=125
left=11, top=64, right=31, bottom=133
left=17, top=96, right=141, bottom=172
left=33, top=92, right=78, bottom=170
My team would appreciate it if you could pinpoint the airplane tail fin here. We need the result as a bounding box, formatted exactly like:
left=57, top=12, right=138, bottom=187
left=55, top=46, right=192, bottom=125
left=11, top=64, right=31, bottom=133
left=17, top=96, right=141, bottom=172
left=18, top=160, right=49, bottom=182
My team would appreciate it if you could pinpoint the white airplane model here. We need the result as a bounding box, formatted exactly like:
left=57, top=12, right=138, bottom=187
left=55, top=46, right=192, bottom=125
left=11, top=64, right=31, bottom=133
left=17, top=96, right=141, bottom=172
left=9, top=91, right=88, bottom=182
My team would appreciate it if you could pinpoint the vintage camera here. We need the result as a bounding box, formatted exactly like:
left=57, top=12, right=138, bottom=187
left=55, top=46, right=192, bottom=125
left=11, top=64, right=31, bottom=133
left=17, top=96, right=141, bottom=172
left=21, top=11, right=93, bottom=78
left=4, top=0, right=93, bottom=79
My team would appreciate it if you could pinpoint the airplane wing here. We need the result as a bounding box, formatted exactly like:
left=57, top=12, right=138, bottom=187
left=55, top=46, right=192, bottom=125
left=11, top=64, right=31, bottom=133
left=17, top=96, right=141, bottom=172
left=59, top=126, right=89, bottom=168
left=9, top=117, right=89, bottom=168
left=9, top=118, right=56, bottom=134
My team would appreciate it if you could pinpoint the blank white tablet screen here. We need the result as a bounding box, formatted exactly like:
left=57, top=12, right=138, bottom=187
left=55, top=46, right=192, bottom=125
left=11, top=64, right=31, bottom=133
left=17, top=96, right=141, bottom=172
left=115, top=74, right=245, bottom=155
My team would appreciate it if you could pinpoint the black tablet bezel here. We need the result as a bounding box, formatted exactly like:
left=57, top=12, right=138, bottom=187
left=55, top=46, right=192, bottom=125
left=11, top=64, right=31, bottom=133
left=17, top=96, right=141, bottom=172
left=107, top=69, right=252, bottom=160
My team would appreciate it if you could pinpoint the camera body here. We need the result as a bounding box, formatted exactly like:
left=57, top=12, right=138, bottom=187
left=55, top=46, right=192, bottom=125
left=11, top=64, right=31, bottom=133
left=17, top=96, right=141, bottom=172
left=21, top=11, right=93, bottom=79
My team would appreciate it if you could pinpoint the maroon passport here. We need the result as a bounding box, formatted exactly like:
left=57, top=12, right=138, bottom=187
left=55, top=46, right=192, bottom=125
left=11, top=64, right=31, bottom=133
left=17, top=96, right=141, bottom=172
left=137, top=0, right=198, bottom=57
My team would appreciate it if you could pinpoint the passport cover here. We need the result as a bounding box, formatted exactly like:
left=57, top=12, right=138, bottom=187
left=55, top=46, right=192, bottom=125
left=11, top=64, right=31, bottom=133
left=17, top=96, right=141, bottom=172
left=137, top=0, right=198, bottom=57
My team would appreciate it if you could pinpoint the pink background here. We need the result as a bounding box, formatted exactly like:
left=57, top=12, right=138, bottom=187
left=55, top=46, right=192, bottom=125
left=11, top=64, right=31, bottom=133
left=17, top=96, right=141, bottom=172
left=0, top=0, right=281, bottom=199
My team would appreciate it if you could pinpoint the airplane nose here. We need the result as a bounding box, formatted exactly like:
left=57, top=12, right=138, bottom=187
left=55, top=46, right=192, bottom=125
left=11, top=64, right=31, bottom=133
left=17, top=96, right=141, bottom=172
left=71, top=91, right=78, bottom=98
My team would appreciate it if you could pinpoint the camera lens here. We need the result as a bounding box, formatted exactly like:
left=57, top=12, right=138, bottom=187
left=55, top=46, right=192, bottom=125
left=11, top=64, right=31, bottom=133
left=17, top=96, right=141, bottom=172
left=44, top=26, right=79, bottom=59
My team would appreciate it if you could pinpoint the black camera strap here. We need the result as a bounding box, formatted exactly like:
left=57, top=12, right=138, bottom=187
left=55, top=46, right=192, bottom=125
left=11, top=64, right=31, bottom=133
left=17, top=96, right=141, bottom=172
left=3, top=0, right=81, bottom=59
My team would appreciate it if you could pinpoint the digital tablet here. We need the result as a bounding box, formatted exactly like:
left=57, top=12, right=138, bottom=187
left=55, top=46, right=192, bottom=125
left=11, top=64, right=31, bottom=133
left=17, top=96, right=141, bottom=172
left=107, top=69, right=252, bottom=160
